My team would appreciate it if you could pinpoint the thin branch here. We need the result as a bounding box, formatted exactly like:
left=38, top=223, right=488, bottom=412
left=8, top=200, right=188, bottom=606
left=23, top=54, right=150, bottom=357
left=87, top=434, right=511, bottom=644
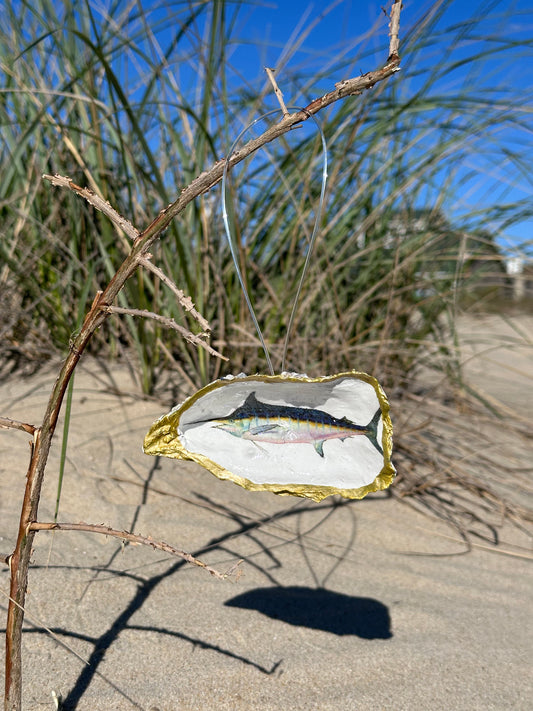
left=265, top=67, right=289, bottom=116
left=0, top=418, right=36, bottom=435
left=102, top=305, right=228, bottom=360
left=139, top=256, right=210, bottom=331
left=42, top=174, right=139, bottom=241
left=388, top=0, right=402, bottom=60
left=39, top=177, right=213, bottom=333
left=133, top=56, right=402, bottom=260
left=29, top=522, right=239, bottom=580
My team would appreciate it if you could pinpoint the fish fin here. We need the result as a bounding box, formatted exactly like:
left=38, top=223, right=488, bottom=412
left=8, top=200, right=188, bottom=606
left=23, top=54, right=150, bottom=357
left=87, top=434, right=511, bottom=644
left=228, top=392, right=262, bottom=419
left=244, top=392, right=260, bottom=407
left=314, top=440, right=325, bottom=457
left=364, top=407, right=383, bottom=455
left=248, top=424, right=280, bottom=435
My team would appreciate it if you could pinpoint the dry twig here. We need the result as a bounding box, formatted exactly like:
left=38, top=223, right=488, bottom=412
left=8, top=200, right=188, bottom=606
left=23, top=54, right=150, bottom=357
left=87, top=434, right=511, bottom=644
left=42, top=174, right=139, bottom=240
left=139, top=257, right=210, bottom=331
left=29, top=522, right=237, bottom=580
left=265, top=67, right=289, bottom=116
left=0, top=418, right=36, bottom=436
left=102, top=305, right=226, bottom=359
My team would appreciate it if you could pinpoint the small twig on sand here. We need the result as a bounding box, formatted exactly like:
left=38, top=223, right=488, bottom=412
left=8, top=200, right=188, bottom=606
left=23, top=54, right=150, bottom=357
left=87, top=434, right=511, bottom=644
left=30, top=521, right=239, bottom=580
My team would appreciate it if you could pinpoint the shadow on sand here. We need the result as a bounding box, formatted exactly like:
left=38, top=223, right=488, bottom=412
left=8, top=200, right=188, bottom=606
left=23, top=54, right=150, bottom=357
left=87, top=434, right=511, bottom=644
left=225, top=586, right=392, bottom=639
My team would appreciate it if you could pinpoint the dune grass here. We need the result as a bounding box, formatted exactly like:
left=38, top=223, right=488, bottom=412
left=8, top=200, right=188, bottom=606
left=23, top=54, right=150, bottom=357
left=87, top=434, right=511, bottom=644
left=0, top=1, right=531, bottom=532
left=1, top=0, right=530, bottom=393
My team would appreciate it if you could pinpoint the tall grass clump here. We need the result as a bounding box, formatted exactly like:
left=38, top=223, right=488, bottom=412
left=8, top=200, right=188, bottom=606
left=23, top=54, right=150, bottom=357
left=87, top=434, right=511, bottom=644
left=0, top=0, right=531, bottom=397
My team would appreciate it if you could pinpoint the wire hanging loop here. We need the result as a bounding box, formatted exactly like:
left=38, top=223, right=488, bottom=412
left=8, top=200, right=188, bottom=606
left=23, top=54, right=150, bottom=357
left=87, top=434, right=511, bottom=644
left=222, top=108, right=328, bottom=375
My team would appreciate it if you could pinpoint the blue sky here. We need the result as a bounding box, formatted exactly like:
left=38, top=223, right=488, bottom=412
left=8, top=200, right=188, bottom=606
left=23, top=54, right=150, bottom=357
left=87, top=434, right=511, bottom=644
left=221, top=0, right=532, bottom=255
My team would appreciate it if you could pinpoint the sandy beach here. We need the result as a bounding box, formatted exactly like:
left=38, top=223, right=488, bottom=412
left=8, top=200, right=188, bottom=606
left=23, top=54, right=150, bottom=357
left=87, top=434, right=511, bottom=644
left=0, top=313, right=531, bottom=710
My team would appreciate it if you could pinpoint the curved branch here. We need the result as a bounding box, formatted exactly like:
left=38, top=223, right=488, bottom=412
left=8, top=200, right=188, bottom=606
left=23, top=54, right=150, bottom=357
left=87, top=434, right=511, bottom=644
left=102, top=305, right=227, bottom=360
left=29, top=522, right=239, bottom=580
left=130, top=54, right=402, bottom=264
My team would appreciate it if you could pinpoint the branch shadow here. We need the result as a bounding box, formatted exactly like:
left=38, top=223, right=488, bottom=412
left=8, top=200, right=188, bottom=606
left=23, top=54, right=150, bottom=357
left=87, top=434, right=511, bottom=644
left=55, top=495, right=326, bottom=709
left=36, top=486, right=387, bottom=708
left=225, top=586, right=392, bottom=639
left=15, top=623, right=282, bottom=676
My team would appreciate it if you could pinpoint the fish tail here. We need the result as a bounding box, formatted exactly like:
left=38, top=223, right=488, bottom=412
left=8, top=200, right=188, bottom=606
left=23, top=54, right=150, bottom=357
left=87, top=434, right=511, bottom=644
left=364, top=407, right=383, bottom=455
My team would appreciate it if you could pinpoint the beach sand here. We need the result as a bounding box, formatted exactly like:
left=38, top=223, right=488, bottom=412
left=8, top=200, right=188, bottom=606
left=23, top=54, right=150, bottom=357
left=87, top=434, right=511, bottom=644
left=0, top=313, right=531, bottom=710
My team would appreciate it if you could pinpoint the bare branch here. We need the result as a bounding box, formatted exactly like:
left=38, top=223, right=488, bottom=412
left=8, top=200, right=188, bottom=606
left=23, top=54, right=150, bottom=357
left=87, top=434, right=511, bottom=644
left=139, top=257, right=210, bottom=331
left=0, top=418, right=36, bottom=435
left=132, top=51, right=402, bottom=261
left=102, top=305, right=228, bottom=360
left=388, top=0, right=402, bottom=60
left=42, top=174, right=139, bottom=241
left=265, top=67, right=289, bottom=117
left=29, top=522, right=239, bottom=580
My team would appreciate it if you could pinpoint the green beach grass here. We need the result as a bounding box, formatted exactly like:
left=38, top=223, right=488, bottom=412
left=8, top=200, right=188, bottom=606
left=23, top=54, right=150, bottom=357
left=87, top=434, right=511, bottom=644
left=1, top=0, right=530, bottom=395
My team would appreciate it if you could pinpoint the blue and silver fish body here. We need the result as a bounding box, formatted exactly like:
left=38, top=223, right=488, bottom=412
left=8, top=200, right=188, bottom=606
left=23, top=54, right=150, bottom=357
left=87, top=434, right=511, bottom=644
left=202, top=392, right=383, bottom=457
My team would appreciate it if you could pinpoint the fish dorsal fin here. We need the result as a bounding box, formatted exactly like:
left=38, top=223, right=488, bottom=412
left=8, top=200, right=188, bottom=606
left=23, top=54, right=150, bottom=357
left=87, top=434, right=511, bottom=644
left=244, top=392, right=259, bottom=407
left=230, top=391, right=261, bottom=419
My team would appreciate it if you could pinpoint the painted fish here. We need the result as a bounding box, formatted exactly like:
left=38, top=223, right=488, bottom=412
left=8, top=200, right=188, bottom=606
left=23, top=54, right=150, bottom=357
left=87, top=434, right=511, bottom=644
left=191, top=392, right=383, bottom=457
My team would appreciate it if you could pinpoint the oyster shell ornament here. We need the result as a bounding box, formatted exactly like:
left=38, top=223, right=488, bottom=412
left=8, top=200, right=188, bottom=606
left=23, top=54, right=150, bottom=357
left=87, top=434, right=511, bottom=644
left=144, top=110, right=395, bottom=502
left=144, top=371, right=394, bottom=502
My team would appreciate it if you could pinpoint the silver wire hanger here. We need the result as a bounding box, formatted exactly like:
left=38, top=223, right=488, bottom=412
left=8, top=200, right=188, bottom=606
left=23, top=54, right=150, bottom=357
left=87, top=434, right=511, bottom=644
left=222, top=108, right=328, bottom=375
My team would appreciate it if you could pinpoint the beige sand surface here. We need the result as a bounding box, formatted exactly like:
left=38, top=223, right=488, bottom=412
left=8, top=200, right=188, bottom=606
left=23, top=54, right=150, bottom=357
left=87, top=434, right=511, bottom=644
left=0, top=314, right=531, bottom=710
left=457, top=312, right=533, bottom=420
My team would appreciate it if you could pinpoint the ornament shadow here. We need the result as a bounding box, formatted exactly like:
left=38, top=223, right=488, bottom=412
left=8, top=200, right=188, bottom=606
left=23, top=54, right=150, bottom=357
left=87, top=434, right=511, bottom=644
left=225, top=585, right=392, bottom=639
